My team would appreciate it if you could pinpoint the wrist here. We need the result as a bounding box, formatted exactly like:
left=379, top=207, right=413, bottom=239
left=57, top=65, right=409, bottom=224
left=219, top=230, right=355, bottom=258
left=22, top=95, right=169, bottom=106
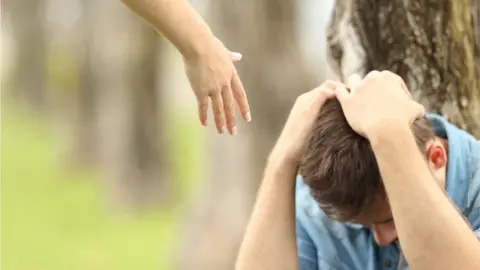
left=264, top=156, right=299, bottom=187
left=180, top=30, right=217, bottom=60
left=268, top=146, right=300, bottom=172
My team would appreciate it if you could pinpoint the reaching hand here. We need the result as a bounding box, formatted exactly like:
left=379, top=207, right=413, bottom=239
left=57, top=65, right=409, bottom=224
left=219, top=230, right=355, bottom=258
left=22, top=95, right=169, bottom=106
left=273, top=81, right=342, bottom=164
left=183, top=38, right=250, bottom=135
left=337, top=71, right=426, bottom=139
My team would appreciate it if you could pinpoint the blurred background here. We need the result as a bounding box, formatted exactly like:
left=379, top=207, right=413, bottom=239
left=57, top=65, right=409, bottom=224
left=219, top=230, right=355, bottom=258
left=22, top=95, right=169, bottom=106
left=1, top=0, right=336, bottom=269
left=2, top=0, right=479, bottom=269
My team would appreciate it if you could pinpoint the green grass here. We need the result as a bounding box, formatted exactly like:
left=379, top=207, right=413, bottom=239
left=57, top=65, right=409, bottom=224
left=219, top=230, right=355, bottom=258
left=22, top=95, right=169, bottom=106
left=1, top=103, right=204, bottom=270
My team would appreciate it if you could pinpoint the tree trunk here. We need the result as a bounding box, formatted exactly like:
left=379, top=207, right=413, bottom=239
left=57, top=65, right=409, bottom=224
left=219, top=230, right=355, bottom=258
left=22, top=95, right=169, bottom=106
left=212, top=1, right=319, bottom=187
left=4, top=0, right=46, bottom=110
left=474, top=0, right=480, bottom=73
left=91, top=1, right=169, bottom=211
left=63, top=0, right=99, bottom=168
left=173, top=1, right=317, bottom=269
left=327, top=0, right=480, bottom=137
left=128, top=26, right=170, bottom=208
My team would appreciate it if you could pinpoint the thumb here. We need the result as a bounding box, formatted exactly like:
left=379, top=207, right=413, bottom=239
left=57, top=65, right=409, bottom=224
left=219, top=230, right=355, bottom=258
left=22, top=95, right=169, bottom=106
left=231, top=52, right=243, bottom=62
left=410, top=102, right=426, bottom=123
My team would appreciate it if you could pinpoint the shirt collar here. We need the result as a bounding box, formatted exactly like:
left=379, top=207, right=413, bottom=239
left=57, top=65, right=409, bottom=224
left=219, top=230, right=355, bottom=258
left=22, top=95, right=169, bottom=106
left=427, top=114, right=472, bottom=212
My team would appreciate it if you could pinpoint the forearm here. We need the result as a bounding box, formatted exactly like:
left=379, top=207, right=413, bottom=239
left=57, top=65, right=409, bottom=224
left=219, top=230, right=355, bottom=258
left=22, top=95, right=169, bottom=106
left=121, top=0, right=215, bottom=58
left=235, top=151, right=299, bottom=270
left=370, top=124, right=480, bottom=270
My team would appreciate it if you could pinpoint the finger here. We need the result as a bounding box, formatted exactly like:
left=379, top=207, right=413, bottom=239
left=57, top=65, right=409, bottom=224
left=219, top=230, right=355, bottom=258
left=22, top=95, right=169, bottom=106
left=321, top=80, right=345, bottom=90
left=198, top=96, right=209, bottom=126
left=309, top=81, right=346, bottom=105
left=364, top=70, right=381, bottom=82
left=231, top=52, right=242, bottom=62
left=231, top=70, right=251, bottom=122
left=211, top=92, right=226, bottom=134
left=221, top=85, right=237, bottom=135
left=410, top=102, right=426, bottom=122
left=310, top=80, right=344, bottom=97
left=347, top=74, right=362, bottom=90
left=380, top=71, right=412, bottom=98
left=335, top=85, right=351, bottom=103
left=309, top=84, right=337, bottom=104
left=316, top=87, right=336, bottom=106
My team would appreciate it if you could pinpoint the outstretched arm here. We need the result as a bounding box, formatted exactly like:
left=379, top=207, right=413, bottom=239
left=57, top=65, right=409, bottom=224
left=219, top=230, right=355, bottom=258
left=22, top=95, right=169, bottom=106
left=121, top=0, right=214, bottom=58
left=121, top=0, right=251, bottom=134
left=235, top=82, right=339, bottom=270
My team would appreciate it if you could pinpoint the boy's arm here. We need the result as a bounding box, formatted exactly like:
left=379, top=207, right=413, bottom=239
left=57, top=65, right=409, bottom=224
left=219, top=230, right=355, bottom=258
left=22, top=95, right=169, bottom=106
left=370, top=124, right=480, bottom=270
left=235, top=154, right=299, bottom=270
left=235, top=82, right=340, bottom=270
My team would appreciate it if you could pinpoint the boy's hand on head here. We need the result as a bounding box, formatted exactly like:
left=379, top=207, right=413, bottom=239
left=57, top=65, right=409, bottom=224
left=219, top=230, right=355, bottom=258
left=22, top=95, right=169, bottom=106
left=272, top=81, right=343, bottom=165
left=336, top=71, right=425, bottom=139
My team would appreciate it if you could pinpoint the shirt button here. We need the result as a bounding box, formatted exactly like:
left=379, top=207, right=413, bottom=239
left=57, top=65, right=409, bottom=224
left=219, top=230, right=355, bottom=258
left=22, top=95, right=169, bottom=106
left=384, top=260, right=392, bottom=268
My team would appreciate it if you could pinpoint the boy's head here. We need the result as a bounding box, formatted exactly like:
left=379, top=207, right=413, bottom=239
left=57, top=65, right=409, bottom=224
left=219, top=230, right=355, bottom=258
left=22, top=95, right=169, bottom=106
left=299, top=99, right=448, bottom=246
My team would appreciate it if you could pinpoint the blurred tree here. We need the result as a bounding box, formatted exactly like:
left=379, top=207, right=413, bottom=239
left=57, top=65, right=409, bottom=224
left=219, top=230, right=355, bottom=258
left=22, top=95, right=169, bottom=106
left=129, top=25, right=169, bottom=208
left=173, top=1, right=319, bottom=269
left=63, top=0, right=99, bottom=167
left=39, top=0, right=95, bottom=168
left=3, top=0, right=46, bottom=110
left=475, top=0, right=480, bottom=71
left=91, top=1, right=169, bottom=210
left=327, top=0, right=480, bottom=137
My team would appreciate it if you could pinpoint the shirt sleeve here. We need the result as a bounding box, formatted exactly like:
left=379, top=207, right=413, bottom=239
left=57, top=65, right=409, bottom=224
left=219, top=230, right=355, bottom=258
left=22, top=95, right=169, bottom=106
left=296, top=218, right=318, bottom=270
left=469, top=165, right=480, bottom=240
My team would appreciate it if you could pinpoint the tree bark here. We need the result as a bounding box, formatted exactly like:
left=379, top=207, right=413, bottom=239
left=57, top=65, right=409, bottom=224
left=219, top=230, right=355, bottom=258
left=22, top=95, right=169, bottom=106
left=173, top=1, right=318, bottom=269
left=474, top=0, right=480, bottom=74
left=4, top=0, right=46, bottom=110
left=327, top=0, right=480, bottom=137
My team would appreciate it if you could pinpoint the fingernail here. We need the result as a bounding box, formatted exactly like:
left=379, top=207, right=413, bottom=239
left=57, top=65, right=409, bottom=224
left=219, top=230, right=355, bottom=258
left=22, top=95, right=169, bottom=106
left=219, top=125, right=224, bottom=134
left=231, top=126, right=237, bottom=135
left=245, top=112, right=251, bottom=122
left=202, top=119, right=207, bottom=126
left=232, top=52, right=243, bottom=60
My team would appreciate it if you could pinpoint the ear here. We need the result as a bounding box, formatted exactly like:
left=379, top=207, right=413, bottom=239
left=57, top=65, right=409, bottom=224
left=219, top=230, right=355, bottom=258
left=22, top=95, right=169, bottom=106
left=425, top=140, right=447, bottom=170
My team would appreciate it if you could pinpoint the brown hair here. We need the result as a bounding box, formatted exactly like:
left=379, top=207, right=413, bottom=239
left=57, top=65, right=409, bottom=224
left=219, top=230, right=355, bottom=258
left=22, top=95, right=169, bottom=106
left=299, top=99, right=435, bottom=221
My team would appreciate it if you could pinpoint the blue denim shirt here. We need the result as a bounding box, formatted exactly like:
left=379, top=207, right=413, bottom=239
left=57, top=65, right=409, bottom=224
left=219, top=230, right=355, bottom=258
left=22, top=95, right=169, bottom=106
left=295, top=114, right=480, bottom=270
